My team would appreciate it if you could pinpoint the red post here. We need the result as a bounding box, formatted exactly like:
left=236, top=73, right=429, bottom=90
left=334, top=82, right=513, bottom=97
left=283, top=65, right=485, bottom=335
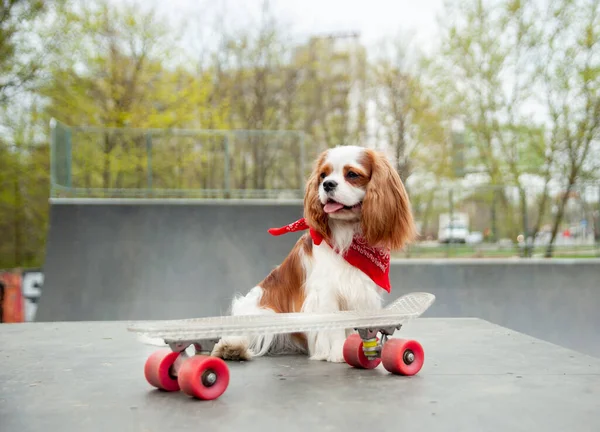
left=0, top=270, right=25, bottom=323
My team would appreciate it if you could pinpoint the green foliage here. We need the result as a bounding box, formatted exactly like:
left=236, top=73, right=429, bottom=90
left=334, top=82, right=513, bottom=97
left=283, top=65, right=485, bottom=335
left=41, top=1, right=208, bottom=130
left=0, top=0, right=46, bottom=104
left=0, top=104, right=49, bottom=269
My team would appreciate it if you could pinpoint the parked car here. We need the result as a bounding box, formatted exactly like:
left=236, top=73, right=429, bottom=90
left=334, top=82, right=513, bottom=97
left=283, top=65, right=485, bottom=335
left=438, top=212, right=469, bottom=243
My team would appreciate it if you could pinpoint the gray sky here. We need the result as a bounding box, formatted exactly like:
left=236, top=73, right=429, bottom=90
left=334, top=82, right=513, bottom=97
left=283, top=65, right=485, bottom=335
left=141, top=0, right=445, bottom=54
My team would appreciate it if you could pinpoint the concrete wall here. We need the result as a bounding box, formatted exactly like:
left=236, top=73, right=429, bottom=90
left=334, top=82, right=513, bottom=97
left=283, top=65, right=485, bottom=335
left=389, top=259, right=600, bottom=357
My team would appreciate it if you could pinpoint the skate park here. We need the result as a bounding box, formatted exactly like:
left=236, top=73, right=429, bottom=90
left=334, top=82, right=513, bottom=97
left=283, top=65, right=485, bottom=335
left=3, top=128, right=600, bottom=432
left=3, top=194, right=600, bottom=431
left=3, top=0, right=600, bottom=429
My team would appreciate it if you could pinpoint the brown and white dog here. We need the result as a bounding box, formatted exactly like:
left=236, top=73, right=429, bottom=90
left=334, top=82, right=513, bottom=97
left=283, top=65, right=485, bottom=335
left=212, top=145, right=416, bottom=363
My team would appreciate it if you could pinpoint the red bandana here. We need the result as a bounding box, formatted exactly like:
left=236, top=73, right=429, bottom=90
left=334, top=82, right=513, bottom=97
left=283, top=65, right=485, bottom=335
left=268, top=218, right=392, bottom=293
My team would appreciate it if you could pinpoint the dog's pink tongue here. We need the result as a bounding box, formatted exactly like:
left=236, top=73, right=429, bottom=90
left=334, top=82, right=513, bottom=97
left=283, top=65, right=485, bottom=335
left=324, top=202, right=344, bottom=213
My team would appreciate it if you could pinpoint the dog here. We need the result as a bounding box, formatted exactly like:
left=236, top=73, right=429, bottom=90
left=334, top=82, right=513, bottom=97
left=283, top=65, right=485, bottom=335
left=211, top=145, right=416, bottom=363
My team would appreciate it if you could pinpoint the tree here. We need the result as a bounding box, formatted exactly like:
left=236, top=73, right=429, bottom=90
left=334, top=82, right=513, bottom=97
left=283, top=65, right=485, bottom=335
left=537, top=0, right=600, bottom=256
left=0, top=0, right=47, bottom=105
left=428, top=0, right=560, bottom=244
left=190, top=6, right=368, bottom=191
left=41, top=0, right=209, bottom=190
left=367, top=36, right=450, bottom=238
left=294, top=33, right=368, bottom=154
left=202, top=5, right=293, bottom=190
left=0, top=0, right=56, bottom=268
left=370, top=36, right=448, bottom=183
left=0, top=102, right=49, bottom=268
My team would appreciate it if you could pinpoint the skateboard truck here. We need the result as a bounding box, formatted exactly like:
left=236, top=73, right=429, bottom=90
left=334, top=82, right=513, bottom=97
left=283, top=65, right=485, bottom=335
left=167, top=339, right=219, bottom=355
left=165, top=339, right=219, bottom=378
left=356, top=325, right=402, bottom=360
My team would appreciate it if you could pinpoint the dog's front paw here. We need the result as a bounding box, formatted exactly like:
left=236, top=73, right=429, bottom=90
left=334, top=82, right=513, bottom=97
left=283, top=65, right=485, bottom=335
left=309, top=352, right=329, bottom=361
left=327, top=341, right=346, bottom=363
left=211, top=337, right=252, bottom=361
left=309, top=343, right=346, bottom=363
left=327, top=352, right=346, bottom=363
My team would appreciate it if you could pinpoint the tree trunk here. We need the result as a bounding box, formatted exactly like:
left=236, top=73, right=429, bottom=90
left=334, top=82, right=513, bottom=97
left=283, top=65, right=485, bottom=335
left=519, top=187, right=530, bottom=257
left=531, top=184, right=550, bottom=239
left=490, top=190, right=497, bottom=242
left=396, top=116, right=408, bottom=183
left=494, top=188, right=515, bottom=239
left=103, top=133, right=112, bottom=189
left=420, top=190, right=436, bottom=238
left=545, top=181, right=574, bottom=257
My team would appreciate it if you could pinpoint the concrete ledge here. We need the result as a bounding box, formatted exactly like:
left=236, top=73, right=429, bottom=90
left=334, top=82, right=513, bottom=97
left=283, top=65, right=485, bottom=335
left=49, top=197, right=304, bottom=206
left=391, top=257, right=600, bottom=265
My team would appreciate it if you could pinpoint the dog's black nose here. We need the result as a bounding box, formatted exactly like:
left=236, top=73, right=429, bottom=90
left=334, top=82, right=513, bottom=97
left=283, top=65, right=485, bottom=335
left=323, top=180, right=338, bottom=192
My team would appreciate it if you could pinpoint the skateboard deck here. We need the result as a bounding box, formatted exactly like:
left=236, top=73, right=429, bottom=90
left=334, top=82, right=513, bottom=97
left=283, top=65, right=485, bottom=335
left=129, top=292, right=435, bottom=401
left=128, top=292, right=435, bottom=341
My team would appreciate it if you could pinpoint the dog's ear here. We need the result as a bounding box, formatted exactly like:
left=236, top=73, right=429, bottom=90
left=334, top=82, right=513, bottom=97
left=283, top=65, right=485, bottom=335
left=304, top=150, right=329, bottom=239
left=360, top=149, right=416, bottom=250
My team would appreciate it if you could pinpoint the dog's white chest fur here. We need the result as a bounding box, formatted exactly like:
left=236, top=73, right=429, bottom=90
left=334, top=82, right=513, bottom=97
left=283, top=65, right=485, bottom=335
left=299, top=238, right=385, bottom=362
left=302, top=241, right=384, bottom=314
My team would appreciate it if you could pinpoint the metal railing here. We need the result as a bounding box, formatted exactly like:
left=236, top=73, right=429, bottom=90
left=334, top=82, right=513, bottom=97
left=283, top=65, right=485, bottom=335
left=50, top=119, right=307, bottom=199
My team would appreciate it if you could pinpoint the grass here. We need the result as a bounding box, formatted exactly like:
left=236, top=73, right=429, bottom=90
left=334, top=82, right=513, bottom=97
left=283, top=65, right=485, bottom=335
left=393, top=243, right=600, bottom=259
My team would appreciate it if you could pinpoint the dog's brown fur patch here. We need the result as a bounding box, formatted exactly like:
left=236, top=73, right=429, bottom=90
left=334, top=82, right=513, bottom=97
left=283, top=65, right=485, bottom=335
left=258, top=234, right=310, bottom=314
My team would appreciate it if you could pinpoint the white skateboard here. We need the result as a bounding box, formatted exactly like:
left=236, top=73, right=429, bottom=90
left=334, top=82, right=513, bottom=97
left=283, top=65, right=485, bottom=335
left=128, top=292, right=435, bottom=400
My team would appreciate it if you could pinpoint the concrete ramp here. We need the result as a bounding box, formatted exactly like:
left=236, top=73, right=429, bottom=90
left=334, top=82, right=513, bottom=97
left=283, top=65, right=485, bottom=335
left=38, top=199, right=600, bottom=358
left=388, top=260, right=600, bottom=358
left=38, top=199, right=305, bottom=321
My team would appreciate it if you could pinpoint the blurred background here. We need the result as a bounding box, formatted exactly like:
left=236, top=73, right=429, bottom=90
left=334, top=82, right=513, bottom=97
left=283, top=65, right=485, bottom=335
left=1, top=0, right=599, bottom=274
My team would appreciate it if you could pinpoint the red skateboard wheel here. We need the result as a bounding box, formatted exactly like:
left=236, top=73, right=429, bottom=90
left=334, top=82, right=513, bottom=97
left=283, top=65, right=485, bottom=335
left=144, top=350, right=181, bottom=392
left=178, top=355, right=230, bottom=400
left=381, top=338, right=424, bottom=375
left=342, top=333, right=381, bottom=369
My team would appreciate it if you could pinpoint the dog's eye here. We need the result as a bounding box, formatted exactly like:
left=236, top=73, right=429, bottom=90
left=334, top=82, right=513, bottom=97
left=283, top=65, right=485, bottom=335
left=320, top=172, right=326, bottom=179
left=346, top=171, right=359, bottom=179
